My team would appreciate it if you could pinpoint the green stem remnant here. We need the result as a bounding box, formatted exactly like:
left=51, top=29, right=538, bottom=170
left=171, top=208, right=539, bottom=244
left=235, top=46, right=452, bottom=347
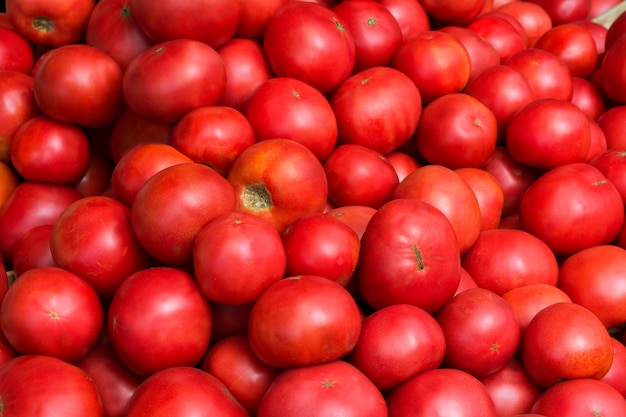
left=33, top=16, right=54, bottom=33
left=413, top=244, right=425, bottom=271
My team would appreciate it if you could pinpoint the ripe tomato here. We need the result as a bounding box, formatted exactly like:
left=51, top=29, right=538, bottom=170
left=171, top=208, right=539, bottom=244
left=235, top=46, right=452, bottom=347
left=0, top=161, right=19, bottom=210
left=437, top=25, right=501, bottom=79
left=455, top=167, right=505, bottom=231
left=531, top=378, right=626, bottom=416
left=496, top=1, right=553, bottom=46
left=0, top=26, right=33, bottom=73
left=524, top=0, right=591, bottom=25
left=570, top=76, right=607, bottom=121
left=600, top=337, right=626, bottom=397
left=11, top=224, right=54, bottom=277
left=601, top=33, right=626, bottom=105
left=325, top=204, right=377, bottom=240
left=236, top=0, right=289, bottom=41
left=377, top=0, right=430, bottom=40
left=466, top=12, right=528, bottom=62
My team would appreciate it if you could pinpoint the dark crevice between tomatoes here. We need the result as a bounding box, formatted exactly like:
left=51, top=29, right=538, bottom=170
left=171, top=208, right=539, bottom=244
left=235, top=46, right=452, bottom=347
left=242, top=183, right=273, bottom=211
left=412, top=244, right=425, bottom=271
left=33, top=16, right=54, bottom=33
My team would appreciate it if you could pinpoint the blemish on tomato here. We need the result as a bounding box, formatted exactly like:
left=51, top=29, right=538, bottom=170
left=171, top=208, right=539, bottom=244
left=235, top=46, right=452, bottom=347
left=321, top=379, right=338, bottom=389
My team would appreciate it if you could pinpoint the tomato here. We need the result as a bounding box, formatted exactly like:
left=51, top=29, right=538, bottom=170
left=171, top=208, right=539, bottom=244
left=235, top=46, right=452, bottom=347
left=0, top=266, right=104, bottom=362
left=236, top=0, right=289, bottom=41
left=376, top=0, right=430, bottom=40
left=597, top=105, right=626, bottom=149
left=600, top=337, right=626, bottom=397
left=437, top=25, right=501, bottom=80
left=262, top=2, right=355, bottom=95
left=243, top=77, right=338, bottom=161
left=356, top=198, right=461, bottom=313
left=385, top=151, right=420, bottom=182
left=6, top=0, right=95, bottom=47
left=124, top=366, right=249, bottom=417
left=387, top=368, right=498, bottom=417
left=348, top=303, right=445, bottom=391
left=331, top=66, right=422, bottom=154
left=248, top=275, right=362, bottom=368
left=586, top=117, right=608, bottom=162
left=109, top=109, right=172, bottom=163
left=531, top=378, right=626, bottom=416
left=525, top=0, right=591, bottom=25
left=415, top=93, right=498, bottom=169
left=570, top=76, right=607, bottom=121
left=201, top=335, right=280, bottom=416
left=522, top=302, right=614, bottom=387
left=466, top=11, right=528, bottom=62
left=85, top=0, right=154, bottom=71
left=258, top=360, right=387, bottom=417
left=0, top=355, right=104, bottom=417
left=605, top=8, right=626, bottom=51
left=11, top=224, right=54, bottom=276
left=455, top=167, right=505, bottom=231
left=601, top=33, right=626, bottom=105
left=0, top=26, right=33, bottom=73
left=325, top=205, right=377, bottom=240
left=122, top=39, right=227, bottom=125
left=128, top=0, right=241, bottom=49
left=108, top=267, right=213, bottom=376
left=417, top=0, right=485, bottom=25
left=518, top=162, right=624, bottom=257
left=193, top=211, right=286, bottom=306
left=590, top=148, right=626, bottom=204
left=496, top=1, right=553, bottom=46
left=227, top=138, right=328, bottom=234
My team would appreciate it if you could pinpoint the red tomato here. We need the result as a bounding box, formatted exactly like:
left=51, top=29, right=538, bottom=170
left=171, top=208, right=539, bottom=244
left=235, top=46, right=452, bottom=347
left=600, top=337, right=626, bottom=397
left=522, top=302, right=614, bottom=387
left=0, top=26, right=33, bottom=73
left=124, top=366, right=249, bottom=417
left=257, top=360, right=387, bottom=417
left=570, top=76, right=607, bottom=121
left=601, top=33, right=626, bottom=104
left=385, top=151, right=420, bottom=182
left=248, top=275, right=362, bottom=368
left=262, top=2, right=355, bottom=95
left=376, top=0, right=430, bottom=40
left=590, top=148, right=626, bottom=204
left=201, top=335, right=280, bottom=416
left=6, top=0, right=95, bottom=46
left=128, top=0, right=241, bottom=49
left=356, top=198, right=461, bottom=313
left=531, top=378, right=626, bottom=416
left=108, top=267, right=213, bottom=376
left=33, top=44, right=124, bottom=128
left=348, top=303, right=446, bottom=391
left=243, top=77, right=338, bottom=161
left=325, top=204, right=377, bottom=240
left=466, top=12, right=528, bottom=62
left=227, top=138, right=329, bottom=234
left=0, top=266, right=104, bottom=362
left=496, top=1, right=553, bottom=46
left=418, top=0, right=485, bottom=25
left=597, top=105, right=626, bottom=149
left=437, top=25, right=501, bottom=79
left=0, top=329, right=18, bottom=367
left=193, top=211, right=286, bottom=306
left=456, top=167, right=505, bottom=231
left=586, top=117, right=608, bottom=162
left=11, top=224, right=55, bottom=276
left=455, top=266, right=479, bottom=295
left=0, top=355, right=105, bottom=417
left=387, top=368, right=498, bottom=417
left=525, top=0, right=591, bottom=25
left=236, top=0, right=289, bottom=41
left=518, top=162, right=624, bottom=257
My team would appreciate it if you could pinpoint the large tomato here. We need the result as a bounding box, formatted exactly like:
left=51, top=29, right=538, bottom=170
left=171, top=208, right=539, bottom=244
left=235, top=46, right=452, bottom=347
left=570, top=76, right=607, bottom=121
left=0, top=26, right=33, bottom=73
left=236, top=0, right=290, bottom=41
left=465, top=11, right=528, bottom=62
left=531, top=378, right=626, bottom=416
left=11, top=224, right=55, bottom=276
left=525, top=0, right=591, bottom=25
left=534, top=23, right=598, bottom=79
left=376, top=0, right=430, bottom=41
left=601, top=33, right=626, bottom=105
left=601, top=337, right=626, bottom=397
left=455, top=167, right=505, bottom=231
left=437, top=25, right=501, bottom=79
left=496, top=1, right=553, bottom=46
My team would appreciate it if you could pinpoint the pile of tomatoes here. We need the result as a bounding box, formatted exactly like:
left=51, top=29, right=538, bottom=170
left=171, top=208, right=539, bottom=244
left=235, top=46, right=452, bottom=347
left=2, top=0, right=626, bottom=415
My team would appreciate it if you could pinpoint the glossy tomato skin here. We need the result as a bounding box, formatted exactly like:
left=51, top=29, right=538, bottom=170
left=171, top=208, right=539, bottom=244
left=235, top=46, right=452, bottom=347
left=534, top=23, right=598, bottom=79
left=590, top=148, right=626, bottom=204
left=257, top=360, right=387, bottom=417
left=11, top=224, right=55, bottom=276
left=0, top=26, right=34, bottom=73
left=377, top=0, right=430, bottom=41
left=455, top=167, right=505, bottom=231
left=325, top=205, right=377, bottom=240
left=236, top=0, right=290, bottom=41
left=531, top=378, right=626, bottom=416
left=570, top=76, right=607, bottom=121
left=496, top=1, right=552, bottom=46
left=601, top=34, right=626, bottom=105
left=465, top=12, right=528, bottom=62
left=108, top=267, right=213, bottom=377
left=356, top=198, right=461, bottom=313
left=247, top=275, right=362, bottom=368
left=438, top=26, right=501, bottom=80
left=0, top=355, right=105, bottom=417
left=124, top=366, right=249, bottom=417
left=0, top=266, right=104, bottom=362
left=525, top=0, right=591, bottom=25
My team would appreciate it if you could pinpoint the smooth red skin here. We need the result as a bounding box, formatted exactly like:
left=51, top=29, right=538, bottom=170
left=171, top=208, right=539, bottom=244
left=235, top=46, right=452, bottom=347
left=586, top=118, right=608, bottom=162
left=600, top=337, right=626, bottom=397
left=559, top=245, right=626, bottom=329
left=348, top=303, right=445, bottom=391
left=123, top=39, right=227, bottom=125
left=590, top=148, right=626, bottom=204
left=415, top=93, right=498, bottom=169
left=11, top=224, right=55, bottom=277
left=506, top=98, right=591, bottom=169
left=356, top=198, right=461, bottom=313
left=50, top=196, right=153, bottom=300
left=10, top=115, right=90, bottom=184
left=392, top=30, right=471, bottom=104
left=480, top=359, right=544, bottom=417
left=393, top=164, right=482, bottom=254
left=464, top=64, right=535, bottom=142
left=323, top=144, right=399, bottom=209
left=111, top=143, right=193, bottom=207
left=108, top=267, right=213, bottom=376
left=438, top=25, right=501, bottom=79
left=236, top=0, right=289, bottom=41
left=125, top=366, right=249, bottom=417
left=216, top=38, right=273, bottom=111
left=522, top=302, right=614, bottom=387
left=385, top=151, right=420, bottom=182
left=85, top=0, right=154, bottom=71
left=437, top=288, right=520, bottom=378
left=466, top=13, right=528, bottom=62
left=461, top=228, right=559, bottom=295
left=0, top=266, right=104, bottom=362
left=605, top=9, right=626, bottom=51
left=331, top=66, right=422, bottom=154
left=193, top=211, right=286, bottom=306
left=282, top=213, right=360, bottom=286
left=0, top=182, right=83, bottom=266
left=75, top=334, right=145, bottom=417
left=572, top=19, right=607, bottom=55
left=597, top=106, right=626, bottom=149
left=456, top=167, right=505, bottom=231
left=248, top=275, right=362, bottom=368
left=0, top=70, right=41, bottom=164
left=418, top=0, right=485, bottom=25
left=332, top=0, right=402, bottom=72
left=0, top=26, right=33, bottom=73
left=129, top=0, right=241, bottom=49
left=109, top=109, right=172, bottom=163
left=201, top=335, right=280, bottom=416
left=496, top=1, right=552, bottom=46
left=258, top=360, right=387, bottom=417
left=0, top=355, right=104, bottom=417
left=376, top=0, right=430, bottom=40
left=531, top=378, right=626, bottom=416
left=243, top=77, right=338, bottom=161
left=210, top=302, right=252, bottom=345
left=455, top=266, right=479, bottom=295
left=262, top=2, right=355, bottom=95
left=518, top=162, right=624, bottom=257
left=325, top=205, right=377, bottom=240
left=0, top=329, right=18, bottom=367
left=501, top=283, right=572, bottom=338
left=525, top=0, right=591, bottom=25
left=33, top=44, right=124, bottom=128
left=571, top=76, right=607, bottom=121
left=601, top=34, right=626, bottom=105
left=387, top=368, right=498, bottom=417
left=6, top=0, right=95, bottom=47
left=227, top=139, right=329, bottom=235
left=504, top=48, right=573, bottom=100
